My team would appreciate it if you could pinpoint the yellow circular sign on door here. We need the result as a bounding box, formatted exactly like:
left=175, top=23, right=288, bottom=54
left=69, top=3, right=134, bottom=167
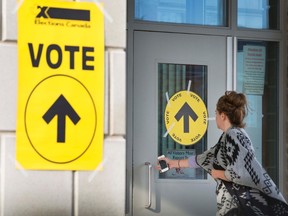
left=164, top=91, right=208, bottom=145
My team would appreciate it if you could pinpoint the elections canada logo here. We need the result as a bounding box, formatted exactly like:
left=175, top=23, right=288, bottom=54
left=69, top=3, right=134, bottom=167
left=34, top=6, right=91, bottom=28
left=164, top=90, right=208, bottom=146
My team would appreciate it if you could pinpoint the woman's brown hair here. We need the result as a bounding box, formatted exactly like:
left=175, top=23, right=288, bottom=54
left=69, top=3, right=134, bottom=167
left=216, top=91, right=248, bottom=128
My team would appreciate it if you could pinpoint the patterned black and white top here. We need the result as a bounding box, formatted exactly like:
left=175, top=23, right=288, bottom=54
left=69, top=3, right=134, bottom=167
left=196, top=127, right=288, bottom=216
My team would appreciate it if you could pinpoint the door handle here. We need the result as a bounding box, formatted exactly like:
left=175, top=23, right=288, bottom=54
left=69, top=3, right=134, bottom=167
left=144, top=162, right=152, bottom=208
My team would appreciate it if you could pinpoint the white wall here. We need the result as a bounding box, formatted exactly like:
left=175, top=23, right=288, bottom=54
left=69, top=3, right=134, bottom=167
left=0, top=0, right=126, bottom=215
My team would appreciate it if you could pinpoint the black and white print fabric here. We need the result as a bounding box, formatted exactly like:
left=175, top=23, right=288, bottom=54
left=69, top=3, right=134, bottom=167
left=196, top=127, right=288, bottom=216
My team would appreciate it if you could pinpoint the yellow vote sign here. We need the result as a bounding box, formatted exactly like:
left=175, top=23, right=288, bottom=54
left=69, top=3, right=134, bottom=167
left=16, top=0, right=104, bottom=170
left=165, top=91, right=208, bottom=145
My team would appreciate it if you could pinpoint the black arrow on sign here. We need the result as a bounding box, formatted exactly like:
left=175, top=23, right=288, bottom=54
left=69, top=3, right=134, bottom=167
left=174, top=102, right=198, bottom=133
left=42, top=94, right=80, bottom=143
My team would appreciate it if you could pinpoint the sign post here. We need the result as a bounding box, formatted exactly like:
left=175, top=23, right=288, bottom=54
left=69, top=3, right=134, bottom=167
left=16, top=0, right=104, bottom=170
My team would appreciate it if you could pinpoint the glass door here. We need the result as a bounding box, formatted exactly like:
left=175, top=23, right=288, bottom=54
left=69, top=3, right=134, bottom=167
left=158, top=63, right=207, bottom=180
left=131, top=31, right=227, bottom=215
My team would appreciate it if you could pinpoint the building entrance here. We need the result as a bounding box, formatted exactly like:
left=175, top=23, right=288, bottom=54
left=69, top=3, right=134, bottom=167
left=130, top=31, right=228, bottom=215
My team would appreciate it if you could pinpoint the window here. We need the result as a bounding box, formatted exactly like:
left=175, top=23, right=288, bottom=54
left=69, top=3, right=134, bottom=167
left=135, top=0, right=228, bottom=27
left=238, top=0, right=279, bottom=29
left=236, top=40, right=279, bottom=182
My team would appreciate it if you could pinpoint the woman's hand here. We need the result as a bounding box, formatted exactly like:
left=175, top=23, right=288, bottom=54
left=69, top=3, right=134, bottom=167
left=156, top=157, right=170, bottom=170
left=211, top=169, right=229, bottom=181
left=156, top=157, right=189, bottom=170
left=156, top=157, right=180, bottom=170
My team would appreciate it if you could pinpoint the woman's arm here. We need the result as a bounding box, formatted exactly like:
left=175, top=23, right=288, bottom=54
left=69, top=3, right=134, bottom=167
left=168, top=158, right=190, bottom=169
left=159, top=156, right=199, bottom=169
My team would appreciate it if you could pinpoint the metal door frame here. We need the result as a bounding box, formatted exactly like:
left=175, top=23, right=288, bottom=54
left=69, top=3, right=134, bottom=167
left=126, top=1, right=288, bottom=215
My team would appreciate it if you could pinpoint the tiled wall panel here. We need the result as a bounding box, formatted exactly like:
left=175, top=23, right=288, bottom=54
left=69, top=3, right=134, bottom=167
left=0, top=135, right=73, bottom=216
left=104, top=51, right=109, bottom=135
left=1, top=0, right=126, bottom=215
left=109, top=50, right=126, bottom=135
left=2, top=0, right=17, bottom=41
left=77, top=137, right=126, bottom=216
left=0, top=44, right=17, bottom=131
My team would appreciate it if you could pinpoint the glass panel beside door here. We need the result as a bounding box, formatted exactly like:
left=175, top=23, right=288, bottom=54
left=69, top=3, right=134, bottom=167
left=236, top=40, right=279, bottom=183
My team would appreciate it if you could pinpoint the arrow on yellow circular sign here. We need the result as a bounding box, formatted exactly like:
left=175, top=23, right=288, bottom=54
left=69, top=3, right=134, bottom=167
left=25, top=75, right=97, bottom=164
left=164, top=91, right=208, bottom=145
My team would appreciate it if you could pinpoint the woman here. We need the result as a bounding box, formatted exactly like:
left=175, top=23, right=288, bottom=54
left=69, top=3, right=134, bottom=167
left=162, top=91, right=288, bottom=215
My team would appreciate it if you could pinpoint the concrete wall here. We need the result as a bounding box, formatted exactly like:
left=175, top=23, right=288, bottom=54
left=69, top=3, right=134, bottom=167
left=0, top=0, right=126, bottom=215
